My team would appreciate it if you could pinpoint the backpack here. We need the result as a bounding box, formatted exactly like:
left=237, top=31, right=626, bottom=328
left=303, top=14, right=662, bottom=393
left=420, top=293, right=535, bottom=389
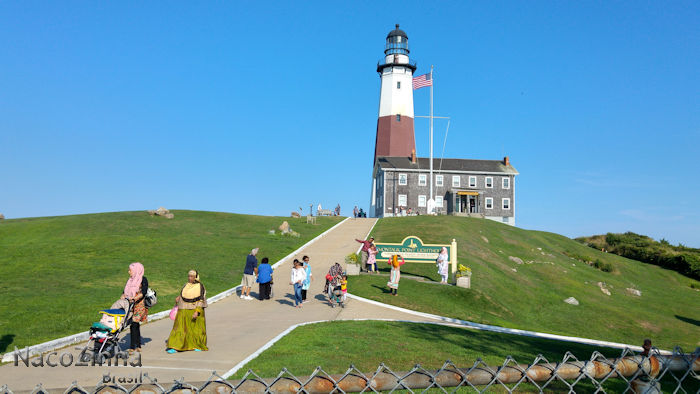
left=144, top=288, right=157, bottom=308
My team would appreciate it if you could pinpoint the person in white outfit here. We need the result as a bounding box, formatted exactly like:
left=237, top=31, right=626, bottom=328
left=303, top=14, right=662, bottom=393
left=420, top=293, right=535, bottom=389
left=437, top=247, right=450, bottom=284
left=290, top=259, right=307, bottom=308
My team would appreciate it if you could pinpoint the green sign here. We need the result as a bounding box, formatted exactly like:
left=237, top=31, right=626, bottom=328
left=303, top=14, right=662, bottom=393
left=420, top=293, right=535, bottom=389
left=374, top=236, right=451, bottom=263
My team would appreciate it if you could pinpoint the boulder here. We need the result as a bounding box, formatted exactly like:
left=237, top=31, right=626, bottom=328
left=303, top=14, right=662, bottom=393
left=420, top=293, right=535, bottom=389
left=164, top=213, right=174, bottom=219
left=564, top=297, right=579, bottom=305
left=600, top=287, right=611, bottom=296
left=155, top=207, right=169, bottom=216
left=279, top=221, right=290, bottom=233
left=147, top=210, right=156, bottom=216
left=291, top=211, right=301, bottom=218
left=626, top=288, right=642, bottom=297
left=508, top=256, right=524, bottom=265
left=481, top=236, right=489, bottom=243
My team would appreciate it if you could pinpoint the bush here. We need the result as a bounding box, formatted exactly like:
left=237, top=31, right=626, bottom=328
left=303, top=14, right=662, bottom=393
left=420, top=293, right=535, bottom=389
left=593, top=259, right=614, bottom=273
left=577, top=232, right=700, bottom=280
left=345, top=253, right=359, bottom=265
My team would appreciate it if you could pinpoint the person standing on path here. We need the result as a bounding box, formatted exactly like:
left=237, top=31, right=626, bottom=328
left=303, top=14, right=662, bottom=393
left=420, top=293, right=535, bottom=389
left=166, top=270, right=208, bottom=353
left=122, top=262, right=149, bottom=354
left=241, top=248, right=258, bottom=300
left=437, top=247, right=450, bottom=284
left=301, top=255, right=313, bottom=303
left=353, top=206, right=359, bottom=218
left=367, top=244, right=378, bottom=273
left=290, top=260, right=307, bottom=308
left=355, top=237, right=374, bottom=272
left=387, top=255, right=405, bottom=296
left=257, top=257, right=273, bottom=300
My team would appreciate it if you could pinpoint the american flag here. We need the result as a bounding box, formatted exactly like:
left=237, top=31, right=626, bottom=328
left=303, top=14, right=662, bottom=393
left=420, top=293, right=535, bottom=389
left=412, top=73, right=432, bottom=90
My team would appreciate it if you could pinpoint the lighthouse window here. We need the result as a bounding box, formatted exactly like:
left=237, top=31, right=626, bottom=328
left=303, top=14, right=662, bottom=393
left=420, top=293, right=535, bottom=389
left=396, top=114, right=401, bottom=122
left=397, top=81, right=401, bottom=89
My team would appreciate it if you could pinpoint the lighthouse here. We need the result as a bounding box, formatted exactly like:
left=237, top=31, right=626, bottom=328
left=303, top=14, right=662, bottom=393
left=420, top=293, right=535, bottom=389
left=373, top=24, right=417, bottom=161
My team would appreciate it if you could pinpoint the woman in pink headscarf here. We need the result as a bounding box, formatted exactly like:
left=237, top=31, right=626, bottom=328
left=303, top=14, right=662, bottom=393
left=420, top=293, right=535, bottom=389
left=121, top=262, right=149, bottom=354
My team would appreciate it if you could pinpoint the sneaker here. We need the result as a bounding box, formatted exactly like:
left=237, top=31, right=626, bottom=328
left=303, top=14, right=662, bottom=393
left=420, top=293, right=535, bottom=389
left=166, top=349, right=176, bottom=354
left=240, top=294, right=245, bottom=299
left=244, top=295, right=254, bottom=300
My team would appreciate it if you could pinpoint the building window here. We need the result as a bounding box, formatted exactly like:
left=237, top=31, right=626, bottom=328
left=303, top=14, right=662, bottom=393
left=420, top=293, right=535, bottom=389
left=502, top=177, right=510, bottom=189
left=485, top=197, right=493, bottom=209
left=452, top=176, right=460, bottom=187
left=398, top=173, right=407, bottom=185
left=485, top=177, right=493, bottom=188
left=418, top=195, right=426, bottom=207
left=397, top=81, right=401, bottom=89
left=502, top=198, right=511, bottom=210
left=436, top=175, right=443, bottom=187
left=435, top=196, right=443, bottom=207
left=398, top=194, right=407, bottom=207
left=469, top=176, right=477, bottom=188
left=418, top=174, right=427, bottom=186
left=396, top=114, right=401, bottom=122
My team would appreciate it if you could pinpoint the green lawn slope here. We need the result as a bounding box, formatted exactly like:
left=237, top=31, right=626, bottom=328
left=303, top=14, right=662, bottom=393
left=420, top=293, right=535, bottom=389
left=349, top=216, right=700, bottom=350
left=0, top=210, right=342, bottom=350
left=229, top=321, right=699, bottom=393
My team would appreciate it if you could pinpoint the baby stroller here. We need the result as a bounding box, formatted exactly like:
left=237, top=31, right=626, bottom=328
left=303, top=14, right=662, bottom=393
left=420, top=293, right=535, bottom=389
left=80, top=300, right=133, bottom=362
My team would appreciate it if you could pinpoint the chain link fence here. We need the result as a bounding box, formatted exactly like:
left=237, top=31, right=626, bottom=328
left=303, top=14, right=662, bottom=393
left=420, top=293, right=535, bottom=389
left=2, top=347, right=698, bottom=393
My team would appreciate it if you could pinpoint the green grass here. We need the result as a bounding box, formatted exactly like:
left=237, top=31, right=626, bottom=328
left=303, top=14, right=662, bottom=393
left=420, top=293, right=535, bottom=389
left=229, top=321, right=699, bottom=393
left=0, top=210, right=342, bottom=351
left=349, top=216, right=700, bottom=350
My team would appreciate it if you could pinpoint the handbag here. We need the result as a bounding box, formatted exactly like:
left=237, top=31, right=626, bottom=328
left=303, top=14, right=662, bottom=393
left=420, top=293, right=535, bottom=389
left=169, top=306, right=178, bottom=320
left=144, top=287, right=157, bottom=308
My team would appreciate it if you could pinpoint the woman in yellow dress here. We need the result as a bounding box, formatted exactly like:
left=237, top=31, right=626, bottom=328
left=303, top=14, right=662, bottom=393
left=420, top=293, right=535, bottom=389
left=166, top=270, right=208, bottom=353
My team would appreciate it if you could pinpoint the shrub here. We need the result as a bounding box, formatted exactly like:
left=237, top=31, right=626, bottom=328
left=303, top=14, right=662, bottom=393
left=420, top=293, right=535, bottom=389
left=345, top=253, right=359, bottom=265
left=593, top=259, right=614, bottom=273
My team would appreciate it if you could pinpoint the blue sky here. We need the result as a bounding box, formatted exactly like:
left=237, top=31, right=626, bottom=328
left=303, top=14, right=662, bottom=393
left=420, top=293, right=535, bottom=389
left=1, top=2, right=698, bottom=246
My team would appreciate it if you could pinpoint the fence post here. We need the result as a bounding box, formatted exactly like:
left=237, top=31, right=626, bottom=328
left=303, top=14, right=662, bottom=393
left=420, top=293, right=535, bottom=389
left=451, top=238, right=457, bottom=276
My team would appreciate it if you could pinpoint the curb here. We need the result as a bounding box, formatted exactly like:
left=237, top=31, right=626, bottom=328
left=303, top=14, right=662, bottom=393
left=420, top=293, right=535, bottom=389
left=1, top=217, right=350, bottom=363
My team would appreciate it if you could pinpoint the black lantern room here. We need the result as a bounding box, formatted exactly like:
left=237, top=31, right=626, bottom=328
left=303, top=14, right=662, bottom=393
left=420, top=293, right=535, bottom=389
left=384, top=24, right=409, bottom=55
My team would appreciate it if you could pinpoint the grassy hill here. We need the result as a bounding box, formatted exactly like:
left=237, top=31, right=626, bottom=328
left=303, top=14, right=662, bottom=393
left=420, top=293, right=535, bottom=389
left=0, top=211, right=342, bottom=350
left=348, top=216, right=700, bottom=350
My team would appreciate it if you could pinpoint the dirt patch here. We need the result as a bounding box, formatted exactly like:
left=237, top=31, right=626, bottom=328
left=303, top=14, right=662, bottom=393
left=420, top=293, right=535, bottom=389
left=639, top=321, right=661, bottom=333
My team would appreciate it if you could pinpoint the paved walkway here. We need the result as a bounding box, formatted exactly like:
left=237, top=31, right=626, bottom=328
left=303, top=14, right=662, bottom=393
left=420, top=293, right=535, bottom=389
left=0, top=218, right=437, bottom=392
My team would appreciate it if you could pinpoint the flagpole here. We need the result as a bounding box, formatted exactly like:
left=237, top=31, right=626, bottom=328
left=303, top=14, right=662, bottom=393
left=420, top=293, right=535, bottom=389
left=429, top=65, right=434, bottom=211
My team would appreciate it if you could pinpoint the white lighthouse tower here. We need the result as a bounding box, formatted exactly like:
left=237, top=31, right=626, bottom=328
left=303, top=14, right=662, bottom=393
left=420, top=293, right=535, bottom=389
left=373, top=24, right=417, bottom=161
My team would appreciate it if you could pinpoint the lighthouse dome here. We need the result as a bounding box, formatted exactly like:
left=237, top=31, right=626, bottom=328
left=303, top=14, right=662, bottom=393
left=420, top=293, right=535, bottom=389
left=386, top=24, right=408, bottom=40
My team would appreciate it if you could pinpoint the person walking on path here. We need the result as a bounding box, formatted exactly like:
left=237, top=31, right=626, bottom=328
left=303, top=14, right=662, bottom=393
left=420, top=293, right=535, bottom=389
left=290, top=260, right=307, bottom=308
left=437, top=247, right=450, bottom=284
left=324, top=262, right=344, bottom=305
left=355, top=237, right=374, bottom=272
left=353, top=206, right=359, bottom=219
left=387, top=255, right=405, bottom=296
left=166, top=270, right=208, bottom=353
left=367, top=244, right=378, bottom=273
left=301, top=255, right=313, bottom=303
left=121, top=262, right=148, bottom=354
left=257, top=257, right=273, bottom=300
left=241, top=248, right=258, bottom=300
left=335, top=203, right=341, bottom=216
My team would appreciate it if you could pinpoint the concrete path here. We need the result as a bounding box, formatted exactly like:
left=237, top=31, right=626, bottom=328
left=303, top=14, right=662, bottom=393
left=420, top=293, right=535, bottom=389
left=0, top=218, right=437, bottom=392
